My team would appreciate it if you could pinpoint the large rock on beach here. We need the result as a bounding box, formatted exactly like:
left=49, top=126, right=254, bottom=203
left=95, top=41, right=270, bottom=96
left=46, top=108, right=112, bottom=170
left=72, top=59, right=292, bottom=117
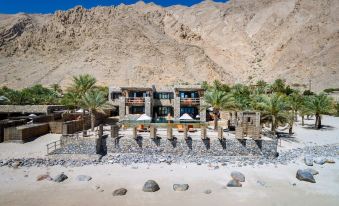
left=296, top=169, right=316, bottom=183
left=227, top=179, right=242, bottom=187
left=113, top=188, right=128, bottom=196
left=11, top=161, right=22, bottom=168
left=54, top=173, right=68, bottom=182
left=304, top=168, right=319, bottom=176
left=173, top=184, right=189, bottom=191
left=76, top=175, right=92, bottom=181
left=36, top=174, right=52, bottom=181
left=143, top=180, right=160, bottom=192
left=314, top=157, right=326, bottom=165
left=304, top=156, right=313, bottom=166
left=231, top=171, right=245, bottom=182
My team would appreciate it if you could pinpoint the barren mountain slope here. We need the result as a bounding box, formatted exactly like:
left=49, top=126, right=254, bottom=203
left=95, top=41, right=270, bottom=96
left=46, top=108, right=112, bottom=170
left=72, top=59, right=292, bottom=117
left=0, top=0, right=338, bottom=91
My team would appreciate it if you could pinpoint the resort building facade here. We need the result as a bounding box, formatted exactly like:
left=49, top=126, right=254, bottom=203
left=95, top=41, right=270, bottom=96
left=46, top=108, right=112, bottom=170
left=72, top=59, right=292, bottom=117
left=108, top=85, right=206, bottom=122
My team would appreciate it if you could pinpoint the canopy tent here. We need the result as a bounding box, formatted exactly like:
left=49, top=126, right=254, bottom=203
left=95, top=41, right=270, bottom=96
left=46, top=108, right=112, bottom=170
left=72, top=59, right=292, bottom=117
left=137, top=114, right=152, bottom=121
left=179, top=113, right=193, bottom=120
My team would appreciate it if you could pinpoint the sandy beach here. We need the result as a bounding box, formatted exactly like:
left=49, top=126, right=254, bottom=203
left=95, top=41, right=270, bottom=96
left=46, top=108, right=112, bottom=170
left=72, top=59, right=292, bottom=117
left=0, top=116, right=338, bottom=206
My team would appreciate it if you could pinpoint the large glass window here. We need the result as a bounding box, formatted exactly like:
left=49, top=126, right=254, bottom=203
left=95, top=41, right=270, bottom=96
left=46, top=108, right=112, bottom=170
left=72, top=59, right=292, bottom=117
left=180, top=107, right=198, bottom=117
left=154, top=92, right=173, bottom=99
left=155, top=106, right=173, bottom=117
left=179, top=91, right=199, bottom=98
left=111, top=92, right=121, bottom=100
left=129, top=106, right=144, bottom=114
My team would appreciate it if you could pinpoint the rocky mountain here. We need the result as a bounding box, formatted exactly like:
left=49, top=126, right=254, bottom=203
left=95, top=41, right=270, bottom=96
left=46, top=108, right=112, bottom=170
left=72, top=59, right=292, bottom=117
left=0, top=0, right=338, bottom=91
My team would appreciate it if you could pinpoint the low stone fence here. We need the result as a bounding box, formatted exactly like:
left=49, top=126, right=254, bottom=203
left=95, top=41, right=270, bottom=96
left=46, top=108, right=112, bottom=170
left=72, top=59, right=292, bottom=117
left=52, top=135, right=278, bottom=158
left=107, top=137, right=278, bottom=157
left=4, top=123, right=49, bottom=143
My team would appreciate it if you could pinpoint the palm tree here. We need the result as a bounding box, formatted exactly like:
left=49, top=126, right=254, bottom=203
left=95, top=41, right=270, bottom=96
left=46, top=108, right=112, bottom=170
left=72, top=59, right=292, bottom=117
left=231, top=84, right=252, bottom=110
left=50, top=84, right=63, bottom=96
left=81, top=90, right=110, bottom=131
left=67, top=74, right=97, bottom=135
left=258, top=93, right=288, bottom=134
left=288, top=91, right=303, bottom=122
left=304, top=93, right=334, bottom=129
left=204, top=89, right=236, bottom=130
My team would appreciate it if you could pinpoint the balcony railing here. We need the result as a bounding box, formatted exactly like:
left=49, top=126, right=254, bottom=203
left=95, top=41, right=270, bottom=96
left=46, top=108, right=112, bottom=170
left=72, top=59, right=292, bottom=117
left=180, top=98, right=200, bottom=105
left=126, top=97, right=145, bottom=104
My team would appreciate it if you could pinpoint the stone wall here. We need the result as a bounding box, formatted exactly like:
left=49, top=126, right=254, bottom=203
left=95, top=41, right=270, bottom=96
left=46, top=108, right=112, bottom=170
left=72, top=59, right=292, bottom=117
left=107, top=137, right=278, bottom=157
left=4, top=123, right=49, bottom=143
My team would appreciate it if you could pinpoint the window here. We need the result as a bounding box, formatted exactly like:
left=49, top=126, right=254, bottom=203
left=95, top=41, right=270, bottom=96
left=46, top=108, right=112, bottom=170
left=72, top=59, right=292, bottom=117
left=155, top=92, right=173, bottom=99
left=180, top=107, right=198, bottom=116
left=156, top=106, right=173, bottom=116
left=129, top=106, right=144, bottom=114
left=111, top=92, right=121, bottom=100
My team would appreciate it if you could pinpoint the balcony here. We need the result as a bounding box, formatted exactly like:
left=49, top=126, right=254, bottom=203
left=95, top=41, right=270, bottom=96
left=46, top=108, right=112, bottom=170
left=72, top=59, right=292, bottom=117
left=180, top=98, right=200, bottom=105
left=126, top=97, right=145, bottom=105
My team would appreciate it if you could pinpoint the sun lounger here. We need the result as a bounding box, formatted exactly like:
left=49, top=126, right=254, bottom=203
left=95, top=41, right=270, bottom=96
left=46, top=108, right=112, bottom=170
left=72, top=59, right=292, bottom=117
left=137, top=125, right=147, bottom=132
left=188, top=125, right=196, bottom=132
left=177, top=124, right=184, bottom=132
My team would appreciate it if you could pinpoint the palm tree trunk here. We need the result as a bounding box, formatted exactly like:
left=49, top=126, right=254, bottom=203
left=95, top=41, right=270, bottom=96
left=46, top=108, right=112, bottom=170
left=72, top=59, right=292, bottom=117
left=315, top=114, right=319, bottom=128
left=82, top=109, right=86, bottom=136
left=301, top=115, right=304, bottom=126
left=213, top=112, right=218, bottom=130
left=91, top=110, right=95, bottom=131
left=289, top=125, right=293, bottom=136
left=317, top=115, right=322, bottom=129
left=271, top=115, right=276, bottom=134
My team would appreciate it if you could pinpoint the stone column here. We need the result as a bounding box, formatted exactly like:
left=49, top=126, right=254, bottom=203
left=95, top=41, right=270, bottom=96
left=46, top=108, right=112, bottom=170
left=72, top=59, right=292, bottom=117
left=132, top=126, right=137, bottom=139
left=201, top=125, right=207, bottom=140
left=218, top=126, right=223, bottom=140
left=199, top=97, right=206, bottom=122
left=183, top=125, right=188, bottom=140
left=167, top=126, right=173, bottom=140
left=111, top=125, right=119, bottom=138
left=119, top=96, right=126, bottom=120
left=144, top=97, right=152, bottom=117
left=150, top=125, right=157, bottom=139
left=174, top=97, right=181, bottom=120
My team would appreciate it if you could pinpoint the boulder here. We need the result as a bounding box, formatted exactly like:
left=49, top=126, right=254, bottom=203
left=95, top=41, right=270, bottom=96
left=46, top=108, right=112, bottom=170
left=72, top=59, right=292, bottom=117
left=296, top=169, right=316, bottom=183
left=325, top=158, right=336, bottom=164
left=113, top=188, right=128, bottom=196
left=227, top=179, right=242, bottom=187
left=36, top=174, right=52, bottom=181
left=314, top=157, right=326, bottom=165
left=11, top=161, right=21, bottom=168
left=173, top=184, right=189, bottom=191
left=143, top=180, right=160, bottom=192
left=304, top=168, right=319, bottom=175
left=304, top=156, right=313, bottom=166
left=76, top=175, right=92, bottom=181
left=204, top=189, right=212, bottom=194
left=231, top=171, right=245, bottom=182
left=54, top=173, right=68, bottom=183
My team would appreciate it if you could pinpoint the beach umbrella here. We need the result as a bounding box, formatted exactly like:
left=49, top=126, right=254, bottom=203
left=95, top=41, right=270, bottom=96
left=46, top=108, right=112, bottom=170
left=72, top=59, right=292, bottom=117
left=137, top=114, right=152, bottom=121
left=179, top=113, right=193, bottom=120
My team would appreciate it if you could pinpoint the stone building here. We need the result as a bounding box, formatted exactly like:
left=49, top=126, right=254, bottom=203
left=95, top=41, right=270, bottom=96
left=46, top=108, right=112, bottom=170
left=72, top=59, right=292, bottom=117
left=235, top=111, right=261, bottom=139
left=108, top=85, right=206, bottom=122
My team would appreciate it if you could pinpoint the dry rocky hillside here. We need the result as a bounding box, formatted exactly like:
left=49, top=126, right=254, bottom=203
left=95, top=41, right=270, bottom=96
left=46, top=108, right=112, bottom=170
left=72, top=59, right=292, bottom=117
left=0, top=0, right=338, bottom=91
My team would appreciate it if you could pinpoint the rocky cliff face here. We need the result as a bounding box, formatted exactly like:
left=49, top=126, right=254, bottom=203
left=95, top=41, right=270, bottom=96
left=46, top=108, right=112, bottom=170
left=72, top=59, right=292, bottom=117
left=0, top=0, right=338, bottom=91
